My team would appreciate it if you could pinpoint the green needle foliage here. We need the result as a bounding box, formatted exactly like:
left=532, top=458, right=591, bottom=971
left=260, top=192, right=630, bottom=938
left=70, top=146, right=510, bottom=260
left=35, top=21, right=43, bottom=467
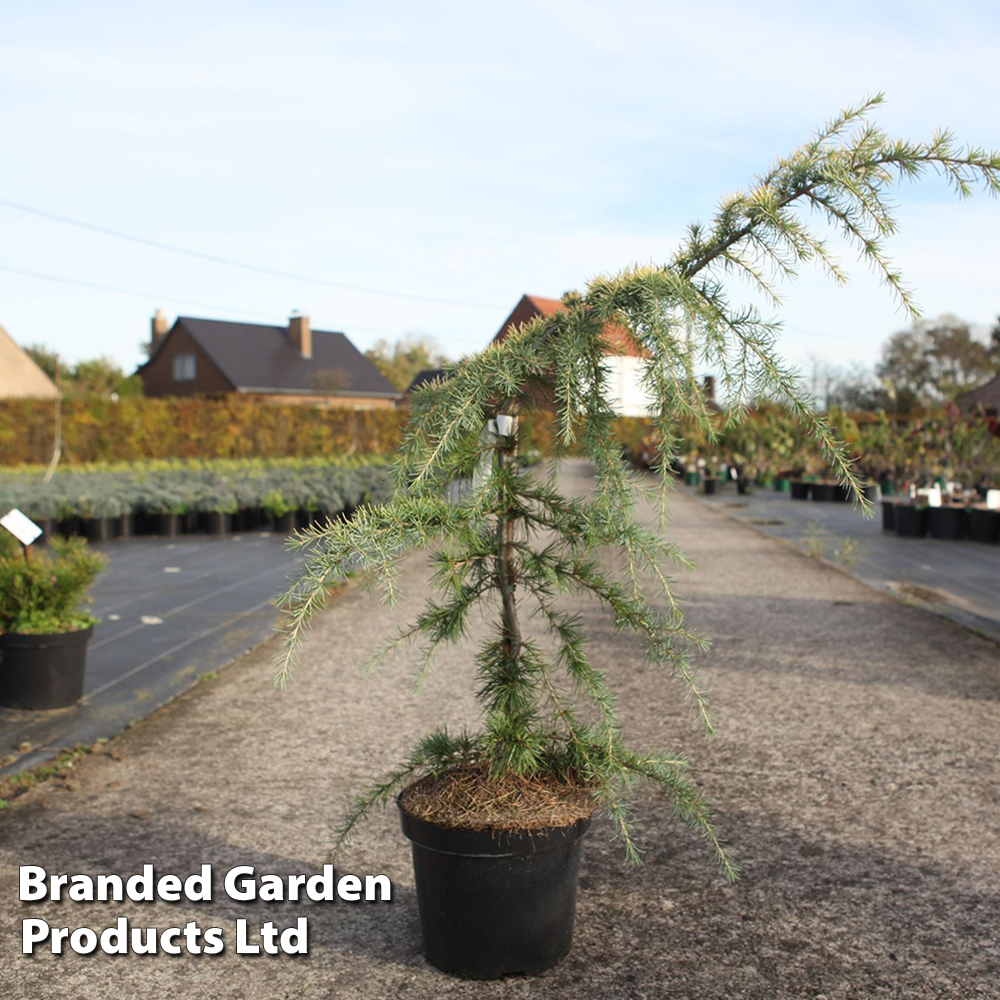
left=276, top=96, right=999, bottom=879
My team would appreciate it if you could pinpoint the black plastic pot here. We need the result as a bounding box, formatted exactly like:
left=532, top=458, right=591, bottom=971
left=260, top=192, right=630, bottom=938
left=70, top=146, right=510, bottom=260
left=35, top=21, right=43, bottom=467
left=236, top=507, right=265, bottom=531
left=153, top=513, right=181, bottom=538
left=115, top=513, right=135, bottom=540
left=736, top=478, right=749, bottom=495
left=703, top=478, right=719, bottom=495
left=400, top=805, right=591, bottom=980
left=84, top=517, right=113, bottom=543
left=881, top=499, right=896, bottom=531
left=811, top=482, right=838, bottom=502
left=274, top=511, right=298, bottom=533
left=969, top=508, right=1000, bottom=544
left=0, top=625, right=93, bottom=710
left=790, top=480, right=812, bottom=500
left=57, top=515, right=84, bottom=538
left=928, top=506, right=966, bottom=541
left=201, top=511, right=231, bottom=536
left=895, top=505, right=928, bottom=538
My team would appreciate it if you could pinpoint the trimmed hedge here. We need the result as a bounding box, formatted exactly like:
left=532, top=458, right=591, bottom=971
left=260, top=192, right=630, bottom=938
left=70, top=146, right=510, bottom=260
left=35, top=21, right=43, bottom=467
left=0, top=397, right=405, bottom=465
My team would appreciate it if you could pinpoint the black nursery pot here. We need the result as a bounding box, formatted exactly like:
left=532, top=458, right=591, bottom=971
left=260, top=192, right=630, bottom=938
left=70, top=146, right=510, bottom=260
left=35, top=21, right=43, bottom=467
left=811, top=482, right=838, bottom=502
left=201, top=511, right=231, bottom=536
left=790, top=480, right=812, bottom=500
left=928, top=505, right=966, bottom=541
left=894, top=504, right=928, bottom=538
left=703, top=477, right=719, bottom=495
left=0, top=625, right=93, bottom=710
left=84, top=517, right=113, bottom=543
left=969, top=508, right=1000, bottom=544
left=274, top=511, right=298, bottom=533
left=881, top=499, right=896, bottom=531
left=399, top=807, right=592, bottom=980
left=153, top=512, right=181, bottom=538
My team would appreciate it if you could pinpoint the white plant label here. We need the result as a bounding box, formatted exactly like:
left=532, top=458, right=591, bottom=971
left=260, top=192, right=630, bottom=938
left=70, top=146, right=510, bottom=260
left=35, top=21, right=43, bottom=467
left=0, top=508, right=42, bottom=546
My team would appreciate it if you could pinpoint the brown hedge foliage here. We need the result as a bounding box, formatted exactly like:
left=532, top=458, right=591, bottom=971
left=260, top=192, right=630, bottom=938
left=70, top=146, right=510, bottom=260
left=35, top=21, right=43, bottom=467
left=0, top=397, right=406, bottom=465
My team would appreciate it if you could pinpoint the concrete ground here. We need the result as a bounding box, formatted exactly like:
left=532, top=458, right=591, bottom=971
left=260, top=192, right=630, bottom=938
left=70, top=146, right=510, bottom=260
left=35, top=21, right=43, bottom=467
left=690, top=481, right=1000, bottom=642
left=1, top=462, right=998, bottom=999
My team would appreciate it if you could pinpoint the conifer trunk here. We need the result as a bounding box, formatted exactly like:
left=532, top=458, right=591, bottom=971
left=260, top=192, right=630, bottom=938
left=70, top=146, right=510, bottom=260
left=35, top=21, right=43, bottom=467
left=495, top=428, right=521, bottom=664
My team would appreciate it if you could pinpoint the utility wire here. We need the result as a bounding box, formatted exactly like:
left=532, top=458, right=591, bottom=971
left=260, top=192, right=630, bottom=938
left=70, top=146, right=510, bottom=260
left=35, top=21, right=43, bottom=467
left=0, top=197, right=502, bottom=310
left=0, top=262, right=415, bottom=338
left=0, top=263, right=275, bottom=322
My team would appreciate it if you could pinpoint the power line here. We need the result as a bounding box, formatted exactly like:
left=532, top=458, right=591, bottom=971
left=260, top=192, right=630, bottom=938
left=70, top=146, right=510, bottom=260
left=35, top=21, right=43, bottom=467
left=0, top=197, right=502, bottom=311
left=0, top=263, right=272, bottom=320
left=0, top=262, right=415, bottom=339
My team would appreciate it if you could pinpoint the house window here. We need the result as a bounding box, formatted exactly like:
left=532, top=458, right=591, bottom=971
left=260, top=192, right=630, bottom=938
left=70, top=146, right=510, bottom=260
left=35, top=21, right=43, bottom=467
left=173, top=354, right=197, bottom=382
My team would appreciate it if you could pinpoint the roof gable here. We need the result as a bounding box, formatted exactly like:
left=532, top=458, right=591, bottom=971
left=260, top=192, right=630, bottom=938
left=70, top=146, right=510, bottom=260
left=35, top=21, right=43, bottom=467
left=148, top=318, right=399, bottom=397
left=494, top=294, right=645, bottom=357
left=0, top=323, right=60, bottom=399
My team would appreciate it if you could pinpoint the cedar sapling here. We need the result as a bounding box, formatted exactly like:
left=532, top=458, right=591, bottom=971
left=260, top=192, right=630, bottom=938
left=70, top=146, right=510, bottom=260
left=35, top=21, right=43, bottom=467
left=275, top=96, right=1000, bottom=879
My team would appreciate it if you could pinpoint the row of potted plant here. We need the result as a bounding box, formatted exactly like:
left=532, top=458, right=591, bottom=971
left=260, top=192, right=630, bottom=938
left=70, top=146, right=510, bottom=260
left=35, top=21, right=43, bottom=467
left=881, top=496, right=1000, bottom=543
left=623, top=404, right=1000, bottom=500
left=0, top=457, right=393, bottom=541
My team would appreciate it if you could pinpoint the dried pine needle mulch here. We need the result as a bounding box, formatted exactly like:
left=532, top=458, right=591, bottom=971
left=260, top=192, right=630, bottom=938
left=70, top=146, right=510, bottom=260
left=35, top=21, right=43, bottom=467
left=399, top=766, right=599, bottom=832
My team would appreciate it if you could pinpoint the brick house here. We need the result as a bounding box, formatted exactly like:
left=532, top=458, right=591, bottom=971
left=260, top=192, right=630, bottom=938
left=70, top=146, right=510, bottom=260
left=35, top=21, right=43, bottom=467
left=493, top=294, right=656, bottom=417
left=137, top=311, right=400, bottom=408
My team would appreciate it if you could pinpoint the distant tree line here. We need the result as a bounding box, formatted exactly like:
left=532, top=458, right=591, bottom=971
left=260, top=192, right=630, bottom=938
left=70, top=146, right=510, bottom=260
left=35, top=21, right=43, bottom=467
left=24, top=344, right=144, bottom=399
left=364, top=335, right=450, bottom=391
left=825, top=314, right=1000, bottom=413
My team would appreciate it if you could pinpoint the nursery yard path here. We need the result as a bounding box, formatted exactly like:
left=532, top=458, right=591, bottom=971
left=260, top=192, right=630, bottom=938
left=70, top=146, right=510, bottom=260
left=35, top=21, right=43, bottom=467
left=693, top=481, right=1000, bottom=642
left=1, top=460, right=998, bottom=1000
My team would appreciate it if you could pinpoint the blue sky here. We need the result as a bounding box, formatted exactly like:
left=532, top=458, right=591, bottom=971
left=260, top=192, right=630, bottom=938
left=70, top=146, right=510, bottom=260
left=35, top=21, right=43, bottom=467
left=2, top=0, right=999, bottom=378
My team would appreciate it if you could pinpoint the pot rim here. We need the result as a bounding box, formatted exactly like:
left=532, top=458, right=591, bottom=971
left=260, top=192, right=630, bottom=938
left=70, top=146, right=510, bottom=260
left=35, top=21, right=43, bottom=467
left=0, top=624, right=95, bottom=648
left=398, top=796, right=592, bottom=859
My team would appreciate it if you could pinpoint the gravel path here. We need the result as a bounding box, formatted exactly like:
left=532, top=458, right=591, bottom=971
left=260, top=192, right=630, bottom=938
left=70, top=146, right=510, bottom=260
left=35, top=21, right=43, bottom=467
left=2, top=462, right=997, bottom=1000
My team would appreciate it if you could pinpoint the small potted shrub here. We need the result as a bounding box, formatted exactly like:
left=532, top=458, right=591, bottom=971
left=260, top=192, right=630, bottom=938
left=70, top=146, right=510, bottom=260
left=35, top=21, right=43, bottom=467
left=275, top=103, right=999, bottom=979
left=263, top=489, right=295, bottom=532
left=0, top=533, right=107, bottom=709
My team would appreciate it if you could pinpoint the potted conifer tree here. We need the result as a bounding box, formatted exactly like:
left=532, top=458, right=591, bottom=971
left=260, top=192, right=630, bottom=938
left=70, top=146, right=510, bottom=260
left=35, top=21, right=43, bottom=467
left=276, top=98, right=1000, bottom=979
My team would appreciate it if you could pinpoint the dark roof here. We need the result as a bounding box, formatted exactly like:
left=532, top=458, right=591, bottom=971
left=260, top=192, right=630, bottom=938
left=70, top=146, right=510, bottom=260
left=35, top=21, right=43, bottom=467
left=145, top=317, right=399, bottom=397
left=955, top=372, right=1000, bottom=411
left=406, top=367, right=449, bottom=393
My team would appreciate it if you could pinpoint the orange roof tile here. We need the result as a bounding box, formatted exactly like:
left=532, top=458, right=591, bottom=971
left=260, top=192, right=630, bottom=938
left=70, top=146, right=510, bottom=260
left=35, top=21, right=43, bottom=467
left=494, top=294, right=645, bottom=358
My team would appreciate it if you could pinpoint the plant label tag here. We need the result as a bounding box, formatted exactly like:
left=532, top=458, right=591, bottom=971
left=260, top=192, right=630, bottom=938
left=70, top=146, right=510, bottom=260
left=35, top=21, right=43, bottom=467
left=1, top=508, right=42, bottom=546
left=494, top=414, right=518, bottom=437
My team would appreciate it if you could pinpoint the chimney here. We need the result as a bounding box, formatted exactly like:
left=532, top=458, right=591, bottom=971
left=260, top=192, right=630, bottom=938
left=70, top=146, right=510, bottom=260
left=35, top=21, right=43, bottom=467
left=288, top=312, right=312, bottom=359
left=151, top=308, right=169, bottom=349
left=702, top=375, right=716, bottom=402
